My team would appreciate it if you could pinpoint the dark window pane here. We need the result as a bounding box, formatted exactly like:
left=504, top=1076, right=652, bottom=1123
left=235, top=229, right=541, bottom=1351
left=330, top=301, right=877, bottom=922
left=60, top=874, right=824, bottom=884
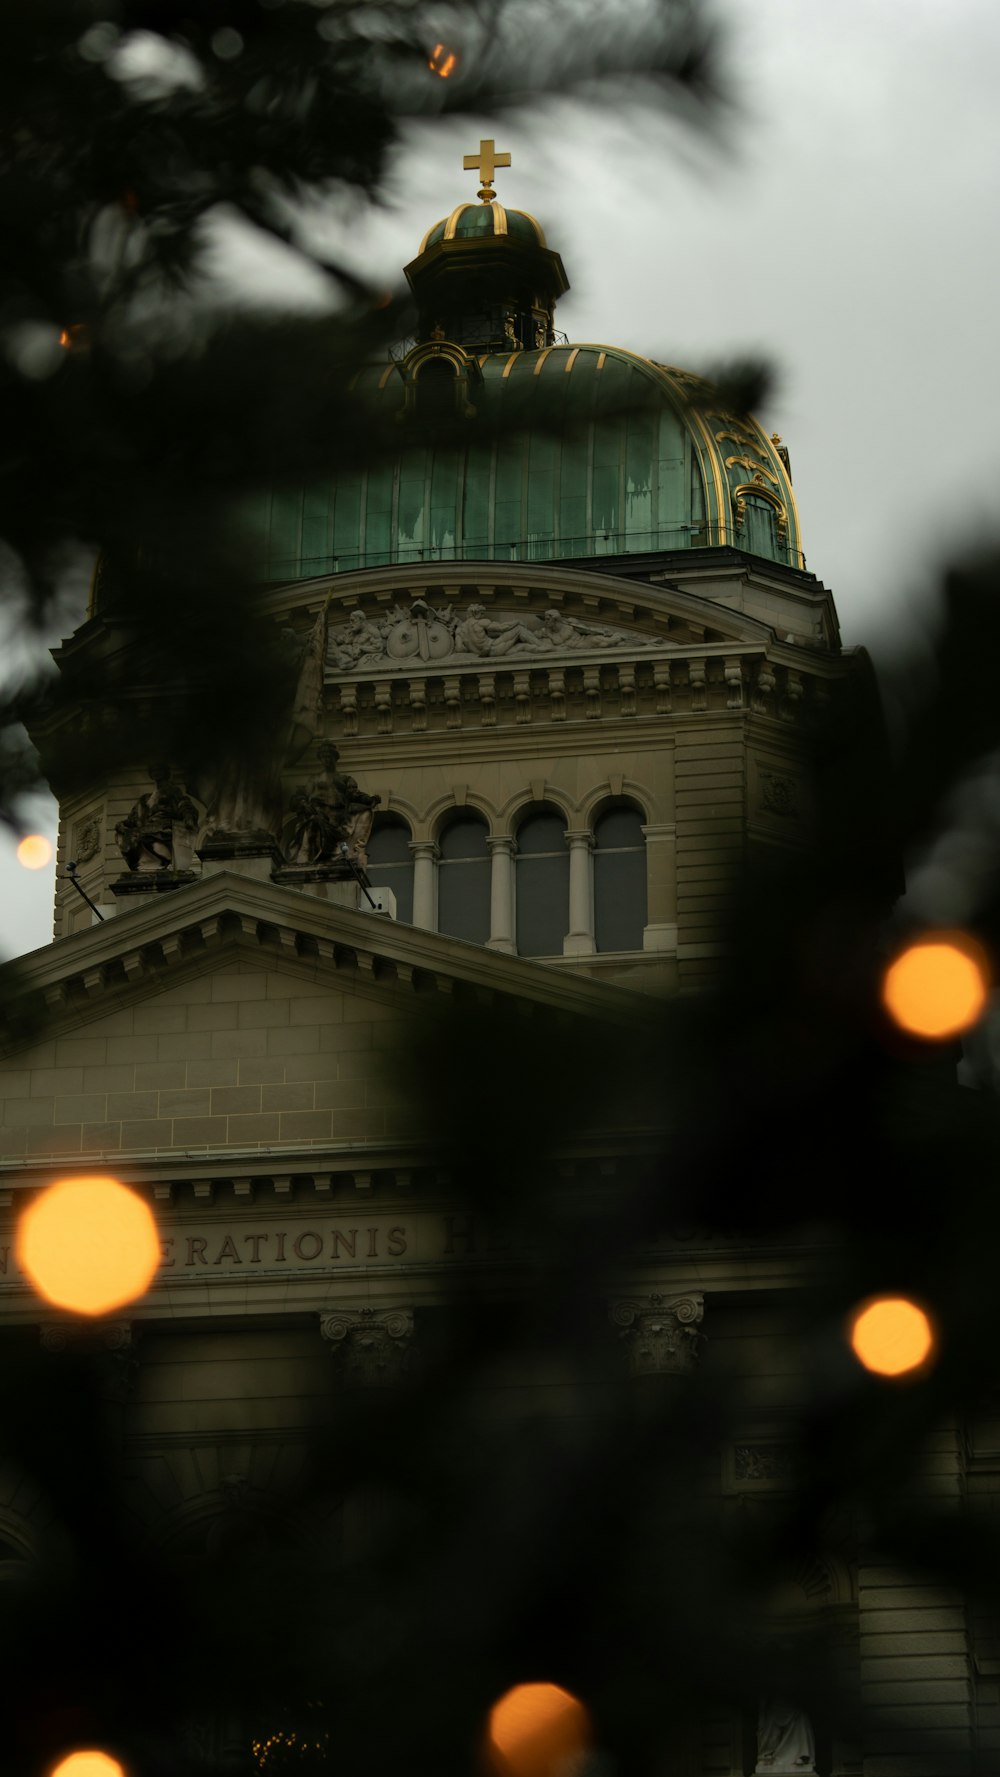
left=517, top=811, right=566, bottom=855
left=367, top=816, right=412, bottom=867
left=593, top=805, right=646, bottom=952
left=593, top=806, right=644, bottom=850
left=366, top=816, right=414, bottom=924
left=438, top=814, right=490, bottom=942
left=417, top=360, right=456, bottom=419
left=439, top=815, right=489, bottom=861
left=516, top=806, right=568, bottom=956
left=517, top=855, right=570, bottom=955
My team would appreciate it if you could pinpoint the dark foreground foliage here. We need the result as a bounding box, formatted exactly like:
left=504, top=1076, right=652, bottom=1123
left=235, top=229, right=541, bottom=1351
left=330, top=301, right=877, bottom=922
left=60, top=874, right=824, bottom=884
left=1, top=7, right=999, bottom=1777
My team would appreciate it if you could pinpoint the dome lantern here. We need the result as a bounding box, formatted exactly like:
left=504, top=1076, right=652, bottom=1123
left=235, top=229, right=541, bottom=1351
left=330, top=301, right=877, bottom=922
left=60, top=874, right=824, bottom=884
left=404, top=138, right=569, bottom=353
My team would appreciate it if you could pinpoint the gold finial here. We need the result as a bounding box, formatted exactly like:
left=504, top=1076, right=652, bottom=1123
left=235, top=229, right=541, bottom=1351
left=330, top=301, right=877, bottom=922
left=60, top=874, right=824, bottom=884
left=463, top=137, right=511, bottom=203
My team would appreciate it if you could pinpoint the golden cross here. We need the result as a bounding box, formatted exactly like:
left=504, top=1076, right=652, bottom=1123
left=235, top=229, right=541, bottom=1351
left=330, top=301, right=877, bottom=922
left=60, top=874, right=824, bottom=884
left=462, top=138, right=511, bottom=201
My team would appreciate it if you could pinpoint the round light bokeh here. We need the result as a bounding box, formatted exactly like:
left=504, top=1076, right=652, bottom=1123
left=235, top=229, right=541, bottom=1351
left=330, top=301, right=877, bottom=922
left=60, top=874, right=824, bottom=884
left=849, top=1296, right=935, bottom=1378
left=881, top=933, right=989, bottom=1040
left=18, top=1176, right=160, bottom=1315
left=49, top=1753, right=125, bottom=1777
left=16, top=833, right=53, bottom=870
left=486, top=1683, right=591, bottom=1777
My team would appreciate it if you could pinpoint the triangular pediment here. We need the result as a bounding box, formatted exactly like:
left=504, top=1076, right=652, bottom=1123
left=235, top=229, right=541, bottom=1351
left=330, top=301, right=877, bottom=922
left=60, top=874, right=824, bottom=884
left=2, top=870, right=644, bottom=1055
left=0, top=873, right=649, bottom=1184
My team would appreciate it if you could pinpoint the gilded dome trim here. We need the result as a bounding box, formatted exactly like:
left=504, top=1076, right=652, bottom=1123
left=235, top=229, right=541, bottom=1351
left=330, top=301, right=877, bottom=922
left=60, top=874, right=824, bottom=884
left=442, top=200, right=508, bottom=240
left=515, top=207, right=547, bottom=247
left=418, top=200, right=546, bottom=253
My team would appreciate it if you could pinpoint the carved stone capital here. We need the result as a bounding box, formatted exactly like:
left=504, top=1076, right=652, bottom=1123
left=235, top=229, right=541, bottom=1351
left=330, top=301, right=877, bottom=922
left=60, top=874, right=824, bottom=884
left=609, top=1293, right=704, bottom=1376
left=40, top=1320, right=140, bottom=1402
left=320, top=1307, right=413, bottom=1386
left=40, top=1320, right=137, bottom=1354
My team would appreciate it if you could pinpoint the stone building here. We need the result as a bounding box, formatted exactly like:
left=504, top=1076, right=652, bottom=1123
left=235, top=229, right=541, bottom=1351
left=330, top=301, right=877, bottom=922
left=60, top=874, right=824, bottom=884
left=0, top=147, right=993, bottom=1774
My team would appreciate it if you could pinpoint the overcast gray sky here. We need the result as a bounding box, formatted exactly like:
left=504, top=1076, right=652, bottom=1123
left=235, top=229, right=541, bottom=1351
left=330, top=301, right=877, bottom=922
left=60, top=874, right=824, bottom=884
left=3, top=0, right=999, bottom=959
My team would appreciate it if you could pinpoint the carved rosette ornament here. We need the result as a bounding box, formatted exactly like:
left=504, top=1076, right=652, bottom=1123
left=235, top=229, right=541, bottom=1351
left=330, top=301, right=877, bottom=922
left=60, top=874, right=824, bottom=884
left=320, top=1307, right=413, bottom=1386
left=610, top=1293, right=704, bottom=1377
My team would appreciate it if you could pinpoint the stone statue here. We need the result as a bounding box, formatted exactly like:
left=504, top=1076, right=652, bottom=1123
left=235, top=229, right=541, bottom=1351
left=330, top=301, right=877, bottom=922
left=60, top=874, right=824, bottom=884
left=453, top=603, right=540, bottom=657
left=329, top=609, right=386, bottom=672
left=537, top=608, right=620, bottom=649
left=755, top=1699, right=816, bottom=1773
left=191, top=602, right=329, bottom=845
left=283, top=743, right=381, bottom=868
left=115, top=767, right=199, bottom=873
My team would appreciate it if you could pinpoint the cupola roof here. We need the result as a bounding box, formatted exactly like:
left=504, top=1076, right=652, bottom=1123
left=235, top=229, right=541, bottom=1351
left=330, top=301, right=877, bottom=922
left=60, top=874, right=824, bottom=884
left=418, top=201, right=547, bottom=253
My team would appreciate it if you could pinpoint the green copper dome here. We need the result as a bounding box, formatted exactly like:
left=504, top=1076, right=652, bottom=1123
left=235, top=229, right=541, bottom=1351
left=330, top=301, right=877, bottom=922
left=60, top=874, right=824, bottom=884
left=418, top=201, right=548, bottom=252
left=255, top=344, right=803, bottom=581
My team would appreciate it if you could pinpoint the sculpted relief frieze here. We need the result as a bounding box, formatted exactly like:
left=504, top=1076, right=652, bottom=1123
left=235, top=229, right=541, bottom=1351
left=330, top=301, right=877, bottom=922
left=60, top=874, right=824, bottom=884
left=328, top=599, right=660, bottom=672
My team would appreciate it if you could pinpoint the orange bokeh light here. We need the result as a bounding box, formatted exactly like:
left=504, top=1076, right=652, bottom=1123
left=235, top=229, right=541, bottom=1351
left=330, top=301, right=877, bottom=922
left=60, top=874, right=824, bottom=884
left=428, top=42, right=458, bottom=77
left=849, top=1296, right=935, bottom=1378
left=16, top=833, right=52, bottom=870
left=486, top=1683, right=591, bottom=1777
left=49, top=1754, right=125, bottom=1777
left=881, top=932, right=989, bottom=1039
left=18, top=1176, right=160, bottom=1316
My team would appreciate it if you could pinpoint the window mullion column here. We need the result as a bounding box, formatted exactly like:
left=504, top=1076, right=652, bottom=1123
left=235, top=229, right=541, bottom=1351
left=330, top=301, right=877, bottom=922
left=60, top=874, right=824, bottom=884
left=409, top=840, right=439, bottom=931
left=563, top=829, right=595, bottom=955
left=486, top=836, right=517, bottom=953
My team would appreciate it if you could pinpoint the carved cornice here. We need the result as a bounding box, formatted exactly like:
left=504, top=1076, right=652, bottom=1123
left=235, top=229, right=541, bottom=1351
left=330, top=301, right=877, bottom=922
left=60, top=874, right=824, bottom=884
left=610, top=1292, right=704, bottom=1376
left=319, top=1306, right=413, bottom=1385
left=0, top=869, right=650, bottom=1054
left=327, top=649, right=835, bottom=739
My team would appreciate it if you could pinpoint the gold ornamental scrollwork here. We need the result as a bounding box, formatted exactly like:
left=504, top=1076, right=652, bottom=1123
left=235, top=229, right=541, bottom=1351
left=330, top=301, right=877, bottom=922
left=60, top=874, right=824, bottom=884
left=732, top=480, right=789, bottom=545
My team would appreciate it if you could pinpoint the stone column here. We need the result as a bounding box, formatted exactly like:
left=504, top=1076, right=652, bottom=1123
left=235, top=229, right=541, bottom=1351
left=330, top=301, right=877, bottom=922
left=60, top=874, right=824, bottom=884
left=486, top=836, right=517, bottom=953
left=563, top=828, right=595, bottom=956
left=641, top=821, right=678, bottom=952
left=856, top=1417, right=974, bottom=1776
left=409, top=840, right=438, bottom=932
left=40, top=1320, right=140, bottom=1450
left=609, top=1293, right=704, bottom=1376
left=320, top=1307, right=414, bottom=1386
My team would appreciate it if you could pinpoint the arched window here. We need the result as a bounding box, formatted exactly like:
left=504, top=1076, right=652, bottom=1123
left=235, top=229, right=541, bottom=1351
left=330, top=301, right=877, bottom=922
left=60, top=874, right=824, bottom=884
left=740, top=492, right=781, bottom=563
left=365, top=814, right=414, bottom=924
left=516, top=804, right=569, bottom=957
left=416, top=357, right=457, bottom=420
left=593, top=803, right=646, bottom=952
left=437, top=812, right=490, bottom=944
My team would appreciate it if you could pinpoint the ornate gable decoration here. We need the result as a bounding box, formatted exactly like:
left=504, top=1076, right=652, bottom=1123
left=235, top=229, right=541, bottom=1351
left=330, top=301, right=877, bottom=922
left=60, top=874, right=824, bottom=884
left=328, top=599, right=658, bottom=673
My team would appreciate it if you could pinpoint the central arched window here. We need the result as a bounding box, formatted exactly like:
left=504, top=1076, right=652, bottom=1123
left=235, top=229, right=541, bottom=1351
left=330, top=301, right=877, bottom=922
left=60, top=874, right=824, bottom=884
left=416, top=357, right=457, bottom=420
left=366, top=814, right=414, bottom=924
left=516, top=804, right=569, bottom=956
left=437, top=811, right=490, bottom=944
left=593, top=803, right=646, bottom=952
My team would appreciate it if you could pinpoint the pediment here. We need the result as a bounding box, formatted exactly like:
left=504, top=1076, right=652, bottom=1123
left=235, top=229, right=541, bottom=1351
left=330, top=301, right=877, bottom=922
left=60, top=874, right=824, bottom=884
left=264, top=561, right=795, bottom=676
left=1, top=870, right=644, bottom=1062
